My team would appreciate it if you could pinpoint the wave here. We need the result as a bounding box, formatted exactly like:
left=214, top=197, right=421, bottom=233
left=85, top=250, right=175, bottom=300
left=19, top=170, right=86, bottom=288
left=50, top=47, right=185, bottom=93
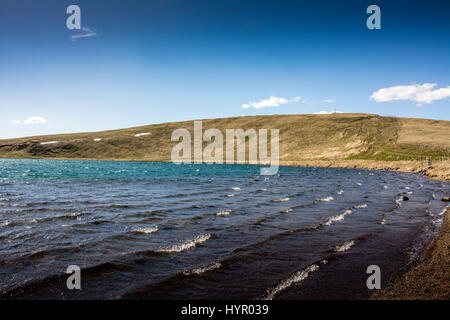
left=0, top=220, right=11, bottom=227
left=231, top=187, right=241, bottom=191
left=271, top=197, right=290, bottom=203
left=395, top=196, right=404, bottom=207
left=333, top=240, right=356, bottom=252
left=1, top=261, right=131, bottom=299
left=318, top=196, right=334, bottom=202
left=323, top=209, right=352, bottom=226
left=336, top=190, right=344, bottom=195
left=26, top=246, right=81, bottom=260
left=132, top=226, right=158, bottom=234
left=281, top=208, right=293, bottom=213
left=183, top=262, right=221, bottom=276
left=155, top=233, right=211, bottom=253
left=216, top=210, right=231, bottom=217
left=261, top=260, right=327, bottom=300
left=438, top=205, right=449, bottom=216
left=322, top=203, right=367, bottom=226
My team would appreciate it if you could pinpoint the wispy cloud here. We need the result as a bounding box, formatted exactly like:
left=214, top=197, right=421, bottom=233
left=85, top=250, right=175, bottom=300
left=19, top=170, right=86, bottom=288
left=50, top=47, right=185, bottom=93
left=314, top=110, right=342, bottom=115
left=71, top=27, right=98, bottom=40
left=370, top=83, right=450, bottom=106
left=323, top=99, right=336, bottom=103
left=242, top=96, right=302, bottom=109
left=12, top=116, right=47, bottom=125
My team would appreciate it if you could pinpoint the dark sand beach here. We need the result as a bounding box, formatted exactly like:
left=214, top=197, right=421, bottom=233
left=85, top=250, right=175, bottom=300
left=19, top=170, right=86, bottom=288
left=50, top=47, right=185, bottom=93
left=372, top=208, right=449, bottom=300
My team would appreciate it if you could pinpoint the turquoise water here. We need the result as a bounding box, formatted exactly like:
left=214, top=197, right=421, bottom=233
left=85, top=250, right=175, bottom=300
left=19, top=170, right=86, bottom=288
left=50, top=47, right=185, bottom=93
left=0, top=159, right=274, bottom=179
left=0, top=159, right=448, bottom=299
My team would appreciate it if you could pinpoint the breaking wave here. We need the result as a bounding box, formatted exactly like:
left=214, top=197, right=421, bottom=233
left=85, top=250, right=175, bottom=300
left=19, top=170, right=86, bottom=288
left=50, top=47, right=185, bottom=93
left=216, top=210, right=231, bottom=217
left=132, top=226, right=159, bottom=234
left=156, top=233, right=211, bottom=253
left=183, top=262, right=222, bottom=276
left=271, top=197, right=290, bottom=203
left=262, top=260, right=327, bottom=300
left=333, top=240, right=356, bottom=252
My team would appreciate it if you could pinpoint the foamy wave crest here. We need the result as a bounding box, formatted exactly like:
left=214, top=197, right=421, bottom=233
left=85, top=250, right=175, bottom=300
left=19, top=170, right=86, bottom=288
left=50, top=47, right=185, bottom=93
left=0, top=220, right=11, bottom=227
left=133, top=226, right=158, bottom=234
left=337, top=190, right=344, bottom=195
left=272, top=197, right=290, bottom=203
left=216, top=210, right=231, bottom=217
left=333, top=240, right=356, bottom=252
left=262, top=260, right=327, bottom=300
left=324, top=209, right=352, bottom=226
left=156, top=233, right=211, bottom=253
left=438, top=205, right=449, bottom=216
left=380, top=214, right=387, bottom=225
left=323, top=202, right=367, bottom=226
left=356, top=183, right=362, bottom=186
left=395, top=196, right=403, bottom=207
left=183, top=262, right=221, bottom=276
left=226, top=194, right=235, bottom=197
left=281, top=208, right=293, bottom=213
left=318, top=196, right=334, bottom=202
left=231, top=187, right=241, bottom=191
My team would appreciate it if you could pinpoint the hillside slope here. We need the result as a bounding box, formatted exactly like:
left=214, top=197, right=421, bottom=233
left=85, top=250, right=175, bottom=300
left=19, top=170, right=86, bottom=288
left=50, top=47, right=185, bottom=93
left=0, top=114, right=449, bottom=178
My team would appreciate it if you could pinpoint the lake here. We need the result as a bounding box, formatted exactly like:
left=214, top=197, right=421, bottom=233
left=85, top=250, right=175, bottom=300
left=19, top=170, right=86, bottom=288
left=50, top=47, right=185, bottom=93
left=0, top=159, right=448, bottom=299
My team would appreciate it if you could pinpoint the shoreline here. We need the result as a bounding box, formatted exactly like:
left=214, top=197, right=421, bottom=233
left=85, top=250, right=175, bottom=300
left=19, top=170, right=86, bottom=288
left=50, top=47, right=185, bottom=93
left=280, top=159, right=450, bottom=182
left=371, top=208, right=449, bottom=300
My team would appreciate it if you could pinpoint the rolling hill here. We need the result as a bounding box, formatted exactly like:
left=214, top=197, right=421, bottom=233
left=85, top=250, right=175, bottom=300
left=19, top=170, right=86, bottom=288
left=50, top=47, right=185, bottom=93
left=1, top=113, right=449, bottom=179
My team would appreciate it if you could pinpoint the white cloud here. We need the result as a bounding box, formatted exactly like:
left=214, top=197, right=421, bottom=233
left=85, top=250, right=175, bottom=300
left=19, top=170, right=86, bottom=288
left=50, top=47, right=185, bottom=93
left=242, top=96, right=302, bottom=109
left=370, top=83, right=450, bottom=105
left=71, top=27, right=98, bottom=40
left=324, top=99, right=336, bottom=103
left=13, top=116, right=47, bottom=125
left=24, top=116, right=47, bottom=124
left=314, top=110, right=343, bottom=115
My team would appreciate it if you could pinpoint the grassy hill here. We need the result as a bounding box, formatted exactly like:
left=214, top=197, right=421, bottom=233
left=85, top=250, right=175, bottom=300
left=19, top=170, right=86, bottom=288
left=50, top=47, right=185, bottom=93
left=0, top=114, right=449, bottom=176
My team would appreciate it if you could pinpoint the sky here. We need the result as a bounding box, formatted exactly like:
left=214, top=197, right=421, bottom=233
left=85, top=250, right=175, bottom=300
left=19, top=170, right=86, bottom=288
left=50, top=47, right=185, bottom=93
left=0, top=0, right=449, bottom=139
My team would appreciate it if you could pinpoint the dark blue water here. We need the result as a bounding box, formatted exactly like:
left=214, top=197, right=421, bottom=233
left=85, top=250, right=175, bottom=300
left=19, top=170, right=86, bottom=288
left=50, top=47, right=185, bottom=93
left=0, top=159, right=448, bottom=299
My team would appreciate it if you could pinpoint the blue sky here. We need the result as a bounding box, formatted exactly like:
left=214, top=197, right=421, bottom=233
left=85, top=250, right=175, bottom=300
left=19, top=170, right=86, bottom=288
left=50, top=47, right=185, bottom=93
left=0, top=0, right=449, bottom=139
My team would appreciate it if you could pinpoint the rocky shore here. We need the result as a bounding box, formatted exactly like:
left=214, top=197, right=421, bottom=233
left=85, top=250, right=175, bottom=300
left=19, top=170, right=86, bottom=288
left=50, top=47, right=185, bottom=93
left=280, top=159, right=450, bottom=181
